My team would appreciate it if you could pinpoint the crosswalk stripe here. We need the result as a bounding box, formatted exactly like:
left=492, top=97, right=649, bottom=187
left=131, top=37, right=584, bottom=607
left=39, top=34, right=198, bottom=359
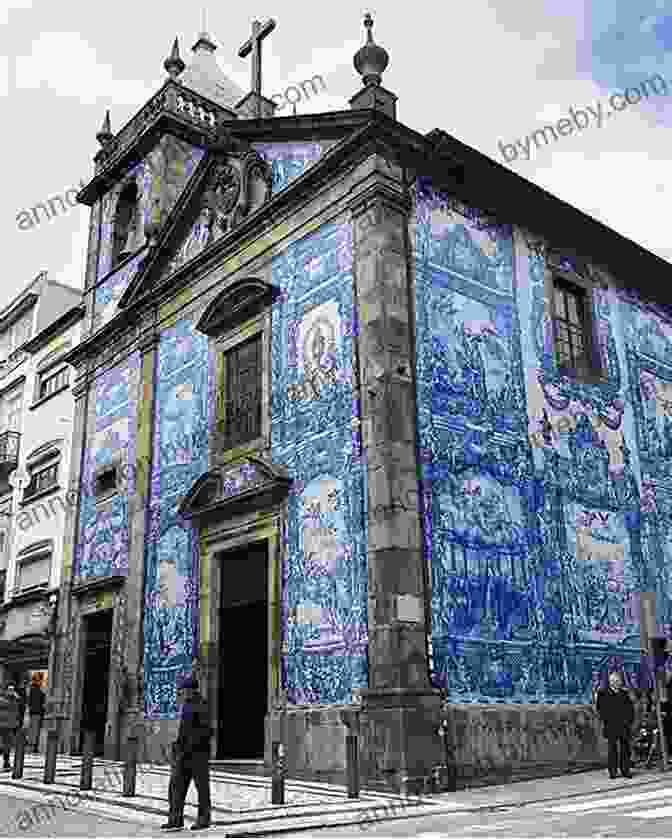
left=547, top=788, right=672, bottom=813
left=624, top=804, right=672, bottom=819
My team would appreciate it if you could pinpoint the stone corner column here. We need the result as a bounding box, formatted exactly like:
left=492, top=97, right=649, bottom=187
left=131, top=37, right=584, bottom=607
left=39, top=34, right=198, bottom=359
left=121, top=329, right=159, bottom=759
left=350, top=163, right=442, bottom=794
left=46, top=371, right=91, bottom=754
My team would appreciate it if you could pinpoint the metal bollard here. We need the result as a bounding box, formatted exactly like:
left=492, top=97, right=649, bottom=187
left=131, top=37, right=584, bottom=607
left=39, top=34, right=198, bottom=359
left=271, top=741, right=285, bottom=805
left=43, top=731, right=59, bottom=784
left=346, top=733, right=360, bottom=798
left=80, top=730, right=95, bottom=790
left=12, top=729, right=25, bottom=779
left=123, top=736, right=138, bottom=797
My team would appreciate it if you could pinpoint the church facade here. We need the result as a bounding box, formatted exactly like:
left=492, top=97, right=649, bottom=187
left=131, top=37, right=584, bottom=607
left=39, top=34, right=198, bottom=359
left=46, top=15, right=672, bottom=790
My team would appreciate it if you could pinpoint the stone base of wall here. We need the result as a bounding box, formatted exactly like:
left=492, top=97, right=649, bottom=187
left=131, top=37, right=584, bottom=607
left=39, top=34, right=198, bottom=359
left=446, top=703, right=608, bottom=787
left=265, top=701, right=609, bottom=793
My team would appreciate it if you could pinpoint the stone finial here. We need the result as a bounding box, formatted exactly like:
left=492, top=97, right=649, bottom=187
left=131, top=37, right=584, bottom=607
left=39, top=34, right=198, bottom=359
left=353, top=12, right=389, bottom=86
left=164, top=37, right=186, bottom=78
left=96, top=110, right=113, bottom=146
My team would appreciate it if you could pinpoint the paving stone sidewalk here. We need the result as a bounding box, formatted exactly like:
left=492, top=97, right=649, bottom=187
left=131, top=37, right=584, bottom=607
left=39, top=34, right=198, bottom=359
left=0, top=755, right=450, bottom=835
left=2, top=756, right=670, bottom=836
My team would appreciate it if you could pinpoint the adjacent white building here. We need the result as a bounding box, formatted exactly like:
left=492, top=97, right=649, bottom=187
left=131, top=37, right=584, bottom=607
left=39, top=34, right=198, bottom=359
left=0, top=271, right=83, bottom=695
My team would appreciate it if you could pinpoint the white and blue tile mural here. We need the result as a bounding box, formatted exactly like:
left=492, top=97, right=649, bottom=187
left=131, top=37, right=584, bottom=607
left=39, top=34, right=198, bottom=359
left=271, top=220, right=369, bottom=704
left=142, top=319, right=216, bottom=718
left=414, top=175, right=672, bottom=703
left=75, top=355, right=141, bottom=579
left=252, top=143, right=325, bottom=195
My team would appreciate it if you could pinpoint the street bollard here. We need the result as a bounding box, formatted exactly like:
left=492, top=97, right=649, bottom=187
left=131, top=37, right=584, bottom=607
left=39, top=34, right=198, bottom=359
left=346, top=732, right=360, bottom=798
left=271, top=741, right=285, bottom=805
left=80, top=730, right=95, bottom=790
left=12, top=729, right=25, bottom=779
left=43, top=731, right=58, bottom=784
left=123, top=736, right=138, bottom=797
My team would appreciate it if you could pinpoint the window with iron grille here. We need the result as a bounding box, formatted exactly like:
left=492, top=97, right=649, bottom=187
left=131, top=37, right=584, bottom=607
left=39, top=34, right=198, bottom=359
left=222, top=335, right=262, bottom=448
left=552, top=278, right=596, bottom=377
left=38, top=366, right=70, bottom=400
left=23, top=461, right=59, bottom=499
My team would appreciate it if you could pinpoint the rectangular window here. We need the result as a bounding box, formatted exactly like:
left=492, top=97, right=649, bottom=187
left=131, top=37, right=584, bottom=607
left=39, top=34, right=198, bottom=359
left=223, top=335, right=262, bottom=448
left=16, top=553, right=51, bottom=593
left=38, top=366, right=70, bottom=400
left=552, top=278, right=596, bottom=378
left=0, top=570, right=5, bottom=604
left=1, top=387, right=23, bottom=431
left=24, top=461, right=59, bottom=499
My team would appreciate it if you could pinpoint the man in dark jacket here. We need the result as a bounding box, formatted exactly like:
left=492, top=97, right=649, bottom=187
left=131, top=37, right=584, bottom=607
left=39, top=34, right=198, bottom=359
left=596, top=671, right=635, bottom=778
left=28, top=674, right=45, bottom=753
left=0, top=683, right=20, bottom=771
left=161, top=675, right=212, bottom=831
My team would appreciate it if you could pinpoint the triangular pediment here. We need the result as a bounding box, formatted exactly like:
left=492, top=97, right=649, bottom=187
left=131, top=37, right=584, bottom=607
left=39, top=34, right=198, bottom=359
left=120, top=147, right=273, bottom=308
left=178, top=455, right=291, bottom=519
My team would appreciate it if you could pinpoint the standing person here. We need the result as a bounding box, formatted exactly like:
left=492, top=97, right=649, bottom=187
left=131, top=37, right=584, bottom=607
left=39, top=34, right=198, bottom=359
left=596, top=671, right=635, bottom=779
left=28, top=674, right=45, bottom=754
left=161, top=675, right=212, bottom=831
left=0, top=683, right=20, bottom=771
left=660, top=672, right=672, bottom=757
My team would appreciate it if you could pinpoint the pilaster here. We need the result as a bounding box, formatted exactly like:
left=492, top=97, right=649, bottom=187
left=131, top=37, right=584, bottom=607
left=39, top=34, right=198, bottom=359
left=46, top=367, right=91, bottom=750
left=122, top=327, right=158, bottom=748
left=350, top=160, right=441, bottom=791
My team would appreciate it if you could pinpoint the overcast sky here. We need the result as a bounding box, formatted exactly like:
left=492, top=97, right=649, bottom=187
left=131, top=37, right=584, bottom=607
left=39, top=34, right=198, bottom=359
left=1, top=0, right=671, bottom=303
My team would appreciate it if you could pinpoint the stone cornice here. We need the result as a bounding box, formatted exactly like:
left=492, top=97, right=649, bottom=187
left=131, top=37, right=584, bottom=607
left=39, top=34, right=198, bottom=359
left=80, top=82, right=230, bottom=204
left=348, top=179, right=412, bottom=219
left=71, top=574, right=126, bottom=599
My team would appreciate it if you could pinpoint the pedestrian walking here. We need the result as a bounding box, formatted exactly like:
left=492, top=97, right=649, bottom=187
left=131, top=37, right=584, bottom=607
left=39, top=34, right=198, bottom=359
left=161, top=675, right=212, bottom=831
left=28, top=674, right=46, bottom=753
left=0, top=682, right=20, bottom=771
left=596, top=671, right=635, bottom=779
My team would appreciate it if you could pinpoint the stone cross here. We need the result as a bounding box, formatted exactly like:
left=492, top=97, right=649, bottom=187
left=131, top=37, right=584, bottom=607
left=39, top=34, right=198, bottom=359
left=238, top=18, right=276, bottom=116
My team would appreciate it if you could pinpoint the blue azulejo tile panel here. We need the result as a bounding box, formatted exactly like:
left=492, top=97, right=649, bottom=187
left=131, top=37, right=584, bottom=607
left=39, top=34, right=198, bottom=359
left=92, top=248, right=148, bottom=334
left=251, top=143, right=324, bottom=195
left=97, top=137, right=205, bottom=280
left=142, top=319, right=215, bottom=719
left=271, top=220, right=368, bottom=705
left=75, top=354, right=141, bottom=579
left=415, top=175, right=672, bottom=702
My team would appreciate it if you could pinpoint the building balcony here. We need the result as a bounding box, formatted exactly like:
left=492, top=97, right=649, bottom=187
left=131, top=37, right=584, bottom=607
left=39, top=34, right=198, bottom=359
left=0, top=430, right=19, bottom=468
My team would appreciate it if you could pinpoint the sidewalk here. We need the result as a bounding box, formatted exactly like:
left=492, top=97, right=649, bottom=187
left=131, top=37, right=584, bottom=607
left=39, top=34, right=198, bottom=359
left=0, top=754, right=443, bottom=835
left=1, top=755, right=670, bottom=836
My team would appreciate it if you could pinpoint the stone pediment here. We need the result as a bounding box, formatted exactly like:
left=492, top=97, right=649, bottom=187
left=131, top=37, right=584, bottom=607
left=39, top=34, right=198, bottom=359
left=178, top=455, right=291, bottom=519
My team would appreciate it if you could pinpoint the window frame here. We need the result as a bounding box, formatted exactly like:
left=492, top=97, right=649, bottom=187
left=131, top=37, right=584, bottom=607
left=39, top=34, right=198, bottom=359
left=14, top=547, right=52, bottom=596
left=546, top=265, right=604, bottom=383
left=111, top=181, right=139, bottom=269
left=216, top=310, right=271, bottom=456
left=36, top=365, right=71, bottom=403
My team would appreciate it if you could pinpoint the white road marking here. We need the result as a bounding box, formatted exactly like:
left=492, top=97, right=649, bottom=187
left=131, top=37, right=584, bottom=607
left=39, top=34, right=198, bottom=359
left=546, top=787, right=672, bottom=813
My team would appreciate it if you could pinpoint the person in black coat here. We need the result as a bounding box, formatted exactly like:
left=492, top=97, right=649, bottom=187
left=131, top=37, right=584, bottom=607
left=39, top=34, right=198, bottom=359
left=28, top=675, right=45, bottom=754
left=596, top=671, right=635, bottom=779
left=161, top=675, right=212, bottom=831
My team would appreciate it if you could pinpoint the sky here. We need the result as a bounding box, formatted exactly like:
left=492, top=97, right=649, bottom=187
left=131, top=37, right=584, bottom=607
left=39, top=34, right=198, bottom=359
left=1, top=0, right=671, bottom=304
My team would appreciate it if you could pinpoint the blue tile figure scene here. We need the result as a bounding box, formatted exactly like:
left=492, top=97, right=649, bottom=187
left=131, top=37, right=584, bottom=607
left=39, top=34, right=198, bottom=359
left=143, top=320, right=215, bottom=718
left=414, top=177, right=672, bottom=705
left=75, top=354, right=141, bottom=580
left=271, top=222, right=369, bottom=704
